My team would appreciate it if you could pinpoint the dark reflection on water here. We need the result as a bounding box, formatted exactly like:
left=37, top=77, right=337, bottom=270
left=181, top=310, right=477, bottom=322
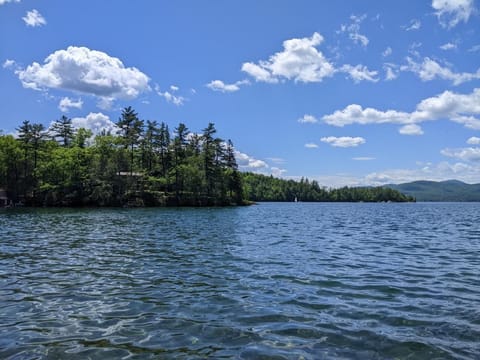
left=1, top=203, right=479, bottom=359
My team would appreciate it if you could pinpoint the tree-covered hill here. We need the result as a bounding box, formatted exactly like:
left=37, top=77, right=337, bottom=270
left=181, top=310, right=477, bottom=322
left=385, top=180, right=480, bottom=201
left=242, top=173, right=415, bottom=202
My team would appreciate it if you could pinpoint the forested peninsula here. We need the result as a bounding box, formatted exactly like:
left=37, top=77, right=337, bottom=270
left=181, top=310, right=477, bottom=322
left=242, top=173, right=415, bottom=202
left=0, top=107, right=414, bottom=207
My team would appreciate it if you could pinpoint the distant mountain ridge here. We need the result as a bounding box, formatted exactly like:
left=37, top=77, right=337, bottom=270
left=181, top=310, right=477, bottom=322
left=385, top=180, right=480, bottom=202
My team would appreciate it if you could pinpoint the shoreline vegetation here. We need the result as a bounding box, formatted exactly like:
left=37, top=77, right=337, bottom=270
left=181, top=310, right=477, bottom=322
left=242, top=173, right=415, bottom=203
left=0, top=107, right=414, bottom=208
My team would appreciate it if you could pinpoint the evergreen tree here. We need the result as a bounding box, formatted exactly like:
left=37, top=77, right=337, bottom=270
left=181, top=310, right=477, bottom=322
left=224, top=139, right=238, bottom=170
left=30, top=123, right=46, bottom=169
left=51, top=115, right=75, bottom=147
left=16, top=120, right=33, bottom=193
left=73, top=128, right=93, bottom=149
left=29, top=123, right=46, bottom=202
left=157, top=122, right=171, bottom=177
left=223, top=139, right=242, bottom=203
left=143, top=120, right=158, bottom=173
left=172, top=123, right=190, bottom=203
left=117, top=106, right=144, bottom=175
left=202, top=123, right=217, bottom=198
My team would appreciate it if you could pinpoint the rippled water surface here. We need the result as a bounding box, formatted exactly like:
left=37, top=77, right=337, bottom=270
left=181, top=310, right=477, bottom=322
left=1, top=203, right=480, bottom=359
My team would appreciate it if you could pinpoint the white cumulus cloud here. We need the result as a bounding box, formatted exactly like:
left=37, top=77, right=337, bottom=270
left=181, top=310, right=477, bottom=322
left=432, top=0, right=475, bottom=28
left=322, top=88, right=480, bottom=131
left=305, top=143, right=319, bottom=148
left=22, top=9, right=46, bottom=27
left=320, top=136, right=366, bottom=147
left=71, top=112, right=118, bottom=135
left=241, top=63, right=278, bottom=83
left=160, top=91, right=184, bottom=105
left=364, top=161, right=480, bottom=185
left=235, top=151, right=268, bottom=169
left=241, top=32, right=335, bottom=83
left=323, top=104, right=411, bottom=127
left=441, top=147, right=480, bottom=161
left=298, top=114, right=318, bottom=124
left=58, top=97, right=83, bottom=112
left=235, top=150, right=286, bottom=176
left=399, top=124, right=424, bottom=135
left=0, top=0, right=20, bottom=5
left=15, top=46, right=150, bottom=105
left=206, top=79, right=248, bottom=93
left=2, top=59, right=16, bottom=69
left=270, top=167, right=287, bottom=177
left=467, top=136, right=480, bottom=145
left=155, top=85, right=185, bottom=105
left=404, top=57, right=480, bottom=85
left=237, top=32, right=382, bottom=86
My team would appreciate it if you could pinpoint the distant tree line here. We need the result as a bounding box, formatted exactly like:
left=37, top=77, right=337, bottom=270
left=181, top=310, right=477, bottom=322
left=0, top=107, right=243, bottom=206
left=242, top=173, right=415, bottom=202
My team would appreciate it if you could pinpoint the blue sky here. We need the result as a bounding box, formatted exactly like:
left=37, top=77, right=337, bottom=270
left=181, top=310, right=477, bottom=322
left=1, top=0, right=479, bottom=186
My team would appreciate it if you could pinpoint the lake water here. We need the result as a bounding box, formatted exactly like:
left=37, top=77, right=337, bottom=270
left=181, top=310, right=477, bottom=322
left=1, top=203, right=479, bottom=359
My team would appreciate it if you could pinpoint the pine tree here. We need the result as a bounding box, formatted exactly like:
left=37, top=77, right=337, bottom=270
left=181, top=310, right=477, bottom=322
left=51, top=115, right=75, bottom=147
left=202, top=123, right=217, bottom=198
left=143, top=120, right=158, bottom=173
left=117, top=106, right=144, bottom=175
left=17, top=120, right=32, bottom=184
left=223, top=139, right=242, bottom=203
left=157, top=122, right=171, bottom=177
left=172, top=123, right=190, bottom=202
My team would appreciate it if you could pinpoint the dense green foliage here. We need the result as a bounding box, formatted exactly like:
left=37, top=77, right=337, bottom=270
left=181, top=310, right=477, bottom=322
left=387, top=180, right=480, bottom=201
left=0, top=108, right=243, bottom=207
left=242, top=173, right=415, bottom=202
